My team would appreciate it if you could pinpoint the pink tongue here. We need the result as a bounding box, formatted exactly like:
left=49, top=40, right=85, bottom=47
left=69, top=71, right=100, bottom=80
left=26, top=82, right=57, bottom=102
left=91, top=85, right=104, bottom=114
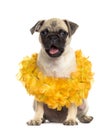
left=49, top=47, right=59, bottom=54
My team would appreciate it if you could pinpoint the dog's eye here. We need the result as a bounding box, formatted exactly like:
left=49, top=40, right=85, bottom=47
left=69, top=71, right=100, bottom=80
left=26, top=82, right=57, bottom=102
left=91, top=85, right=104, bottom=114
left=40, top=29, right=49, bottom=36
left=59, top=30, right=68, bottom=37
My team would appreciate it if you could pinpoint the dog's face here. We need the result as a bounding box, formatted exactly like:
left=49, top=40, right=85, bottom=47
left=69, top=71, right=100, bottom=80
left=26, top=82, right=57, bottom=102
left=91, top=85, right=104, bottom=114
left=30, top=18, right=78, bottom=58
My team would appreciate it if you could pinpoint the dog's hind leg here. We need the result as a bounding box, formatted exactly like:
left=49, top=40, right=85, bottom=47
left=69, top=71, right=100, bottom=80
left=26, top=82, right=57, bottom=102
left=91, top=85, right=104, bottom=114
left=77, top=99, right=93, bottom=123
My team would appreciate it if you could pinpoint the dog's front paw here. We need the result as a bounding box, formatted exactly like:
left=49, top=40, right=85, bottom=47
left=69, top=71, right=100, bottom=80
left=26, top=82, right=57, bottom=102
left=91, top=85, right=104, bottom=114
left=63, top=119, right=78, bottom=125
left=27, top=118, right=44, bottom=126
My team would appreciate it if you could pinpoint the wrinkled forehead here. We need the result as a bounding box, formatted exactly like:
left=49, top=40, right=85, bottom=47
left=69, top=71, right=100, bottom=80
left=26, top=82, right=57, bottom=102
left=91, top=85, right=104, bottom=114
left=40, top=19, right=68, bottom=32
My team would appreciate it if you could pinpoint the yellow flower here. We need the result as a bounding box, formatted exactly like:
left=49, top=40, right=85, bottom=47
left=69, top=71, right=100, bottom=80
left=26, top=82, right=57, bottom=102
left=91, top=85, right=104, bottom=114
left=17, top=50, right=93, bottom=110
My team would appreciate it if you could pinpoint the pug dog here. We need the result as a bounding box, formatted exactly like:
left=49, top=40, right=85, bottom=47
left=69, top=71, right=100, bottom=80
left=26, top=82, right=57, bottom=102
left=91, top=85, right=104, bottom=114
left=27, top=18, right=93, bottom=125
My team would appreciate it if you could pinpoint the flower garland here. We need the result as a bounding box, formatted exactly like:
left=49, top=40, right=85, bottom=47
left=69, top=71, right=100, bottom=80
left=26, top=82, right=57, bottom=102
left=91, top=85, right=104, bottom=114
left=17, top=50, right=93, bottom=110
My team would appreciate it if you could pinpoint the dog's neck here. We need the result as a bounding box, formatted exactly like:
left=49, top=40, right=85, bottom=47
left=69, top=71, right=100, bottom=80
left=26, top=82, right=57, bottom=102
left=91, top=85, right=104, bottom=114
left=37, top=45, right=77, bottom=78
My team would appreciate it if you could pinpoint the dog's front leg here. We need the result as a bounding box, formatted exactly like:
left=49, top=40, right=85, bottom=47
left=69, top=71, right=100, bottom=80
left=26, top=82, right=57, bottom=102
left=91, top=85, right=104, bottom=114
left=27, top=101, right=44, bottom=125
left=63, top=103, right=78, bottom=125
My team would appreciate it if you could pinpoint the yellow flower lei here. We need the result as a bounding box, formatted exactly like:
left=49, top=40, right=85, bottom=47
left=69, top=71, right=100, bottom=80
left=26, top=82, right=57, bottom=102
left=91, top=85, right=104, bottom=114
left=17, top=50, right=93, bottom=110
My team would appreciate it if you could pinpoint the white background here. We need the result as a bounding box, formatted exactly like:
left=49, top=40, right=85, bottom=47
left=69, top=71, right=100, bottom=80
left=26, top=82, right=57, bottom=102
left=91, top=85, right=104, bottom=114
left=0, top=0, right=109, bottom=129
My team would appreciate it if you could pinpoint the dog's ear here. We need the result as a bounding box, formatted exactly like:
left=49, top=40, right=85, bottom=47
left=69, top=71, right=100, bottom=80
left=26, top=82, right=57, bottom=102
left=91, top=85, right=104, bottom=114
left=30, top=20, right=45, bottom=34
left=64, top=20, right=79, bottom=37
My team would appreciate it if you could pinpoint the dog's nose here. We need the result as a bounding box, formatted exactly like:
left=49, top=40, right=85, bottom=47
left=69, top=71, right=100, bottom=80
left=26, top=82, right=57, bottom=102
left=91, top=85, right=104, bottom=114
left=49, top=35, right=59, bottom=43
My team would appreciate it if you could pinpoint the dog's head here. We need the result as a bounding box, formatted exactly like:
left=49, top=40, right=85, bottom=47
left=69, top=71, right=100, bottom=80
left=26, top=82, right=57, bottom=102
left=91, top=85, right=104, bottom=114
left=30, top=18, right=78, bottom=58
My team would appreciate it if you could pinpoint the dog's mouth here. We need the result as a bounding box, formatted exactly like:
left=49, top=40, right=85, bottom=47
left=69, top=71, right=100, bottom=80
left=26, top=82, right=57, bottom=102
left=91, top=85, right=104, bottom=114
left=49, top=46, right=59, bottom=54
left=45, top=45, right=64, bottom=58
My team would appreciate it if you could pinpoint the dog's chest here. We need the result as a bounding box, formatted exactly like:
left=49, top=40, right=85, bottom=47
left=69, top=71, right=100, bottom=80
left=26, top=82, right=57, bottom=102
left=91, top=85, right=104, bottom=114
left=43, top=60, right=70, bottom=77
left=37, top=52, right=76, bottom=78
